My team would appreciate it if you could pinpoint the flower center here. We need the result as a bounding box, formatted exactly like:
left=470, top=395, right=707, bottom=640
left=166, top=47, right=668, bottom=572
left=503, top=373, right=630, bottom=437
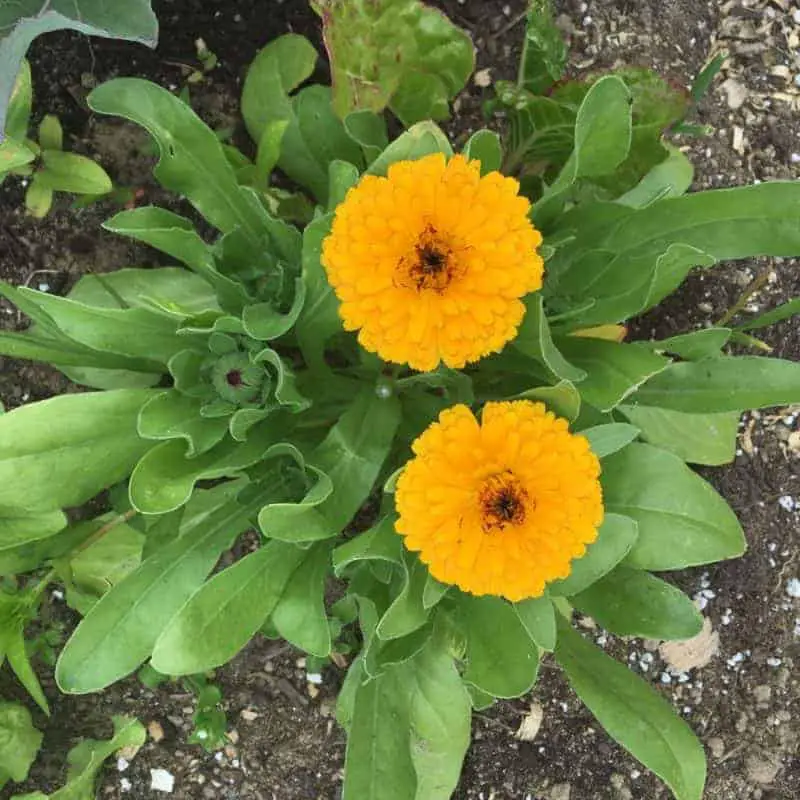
left=226, top=369, right=243, bottom=387
left=479, top=471, right=529, bottom=533
left=397, top=225, right=463, bottom=293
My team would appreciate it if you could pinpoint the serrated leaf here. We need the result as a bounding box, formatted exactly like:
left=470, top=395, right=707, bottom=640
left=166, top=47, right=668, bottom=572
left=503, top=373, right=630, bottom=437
left=555, top=619, right=706, bottom=800
left=602, top=443, right=745, bottom=570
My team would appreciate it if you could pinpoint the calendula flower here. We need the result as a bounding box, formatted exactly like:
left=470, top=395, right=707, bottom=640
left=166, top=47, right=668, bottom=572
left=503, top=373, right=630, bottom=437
left=321, top=153, right=544, bottom=372
left=395, top=401, right=603, bottom=601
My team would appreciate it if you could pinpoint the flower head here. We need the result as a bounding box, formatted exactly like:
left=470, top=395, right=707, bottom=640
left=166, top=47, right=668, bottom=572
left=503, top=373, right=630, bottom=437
left=322, top=154, right=543, bottom=372
left=395, top=400, right=603, bottom=601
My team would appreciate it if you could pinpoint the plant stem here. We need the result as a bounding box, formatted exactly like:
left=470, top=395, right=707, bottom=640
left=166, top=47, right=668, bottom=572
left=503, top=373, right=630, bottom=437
left=71, top=509, right=138, bottom=557
left=717, top=264, right=772, bottom=327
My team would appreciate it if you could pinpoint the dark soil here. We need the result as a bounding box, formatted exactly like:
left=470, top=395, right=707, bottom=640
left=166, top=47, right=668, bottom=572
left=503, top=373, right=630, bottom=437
left=1, top=1, right=799, bottom=799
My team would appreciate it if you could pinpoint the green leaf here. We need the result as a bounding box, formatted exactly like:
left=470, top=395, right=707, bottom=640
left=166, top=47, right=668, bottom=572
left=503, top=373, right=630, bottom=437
left=0, top=508, right=67, bottom=555
left=456, top=594, right=540, bottom=698
left=254, top=119, right=289, bottom=188
left=24, top=178, right=52, bottom=217
left=368, top=120, right=453, bottom=176
left=296, top=213, right=338, bottom=371
left=515, top=295, right=586, bottom=381
left=581, top=423, right=639, bottom=458
left=555, top=619, right=706, bottom=800
left=633, top=356, right=800, bottom=413
left=129, top=424, right=285, bottom=514
left=55, top=481, right=283, bottom=693
left=619, top=406, right=739, bottom=466
left=514, top=595, right=556, bottom=651
left=89, top=79, right=298, bottom=261
left=518, top=0, right=567, bottom=94
left=0, top=136, right=35, bottom=172
left=242, top=277, right=306, bottom=341
left=316, top=0, right=474, bottom=126
left=333, top=515, right=403, bottom=575
left=616, top=144, right=694, bottom=208
left=691, top=52, right=727, bottom=103
left=556, top=338, right=669, bottom=412
left=38, top=114, right=62, bottom=150
left=241, top=34, right=363, bottom=204
left=37, top=151, right=112, bottom=194
left=0, top=389, right=156, bottom=512
left=602, top=443, right=745, bottom=570
left=271, top=542, right=333, bottom=657
left=0, top=1, right=157, bottom=135
left=462, top=129, right=502, bottom=174
left=327, top=159, right=360, bottom=210
left=549, top=513, right=639, bottom=597
left=343, top=625, right=471, bottom=800
left=642, top=328, right=731, bottom=361
left=573, top=565, right=702, bottom=640
left=0, top=701, right=41, bottom=787
left=6, top=630, right=49, bottom=715
left=510, top=379, right=581, bottom=421
left=260, top=391, right=401, bottom=541
left=534, top=75, right=632, bottom=226
left=376, top=551, right=430, bottom=640
left=5, top=60, right=32, bottom=142
left=151, top=539, right=308, bottom=674
left=737, top=298, right=800, bottom=331
left=344, top=110, right=389, bottom=165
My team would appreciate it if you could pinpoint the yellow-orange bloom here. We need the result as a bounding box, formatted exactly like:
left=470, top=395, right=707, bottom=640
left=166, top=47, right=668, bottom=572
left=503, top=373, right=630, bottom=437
left=395, top=401, right=603, bottom=601
left=321, top=153, right=544, bottom=372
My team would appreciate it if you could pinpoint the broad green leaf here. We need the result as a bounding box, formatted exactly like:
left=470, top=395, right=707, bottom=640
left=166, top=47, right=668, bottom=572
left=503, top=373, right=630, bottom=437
left=89, top=79, right=297, bottom=260
left=137, top=390, right=228, bottom=457
left=462, top=129, right=502, bottom=174
left=55, top=480, right=282, bottom=693
left=0, top=701, right=41, bottom=787
left=343, top=626, right=471, bottom=800
left=38, top=114, right=62, bottom=150
left=37, top=150, right=112, bottom=194
left=573, top=565, right=702, bottom=640
left=327, top=159, right=360, bottom=211
left=376, top=551, right=430, bottom=640
left=510, top=379, right=581, bottom=421
left=616, top=145, right=694, bottom=208
left=103, top=209, right=245, bottom=311
left=315, top=0, right=474, bottom=126
left=5, top=630, right=49, bottom=715
left=129, top=424, right=285, bottom=514
left=272, top=542, right=332, bottom=657
left=372, top=623, right=434, bottom=672
left=151, top=539, right=307, bottom=674
left=241, top=277, right=306, bottom=341
left=619, top=406, right=739, bottom=466
left=518, top=0, right=567, bottom=94
left=241, top=34, right=362, bottom=204
left=514, top=595, right=556, bottom=651
left=515, top=295, right=586, bottom=381
left=581, top=423, right=639, bottom=458
left=534, top=76, right=632, bottom=226
left=738, top=298, right=800, bottom=331
left=642, top=328, right=731, bottom=361
left=557, top=338, right=668, bottom=412
left=422, top=575, right=449, bottom=609
left=691, top=52, right=727, bottom=103
left=254, top=119, right=289, bottom=188
left=344, top=110, right=389, bottom=165
left=368, top=121, right=453, bottom=175
left=555, top=619, right=706, bottom=800
left=333, top=515, right=403, bottom=575
left=0, top=1, right=157, bottom=135
left=633, top=356, right=800, bottom=413
left=5, top=60, right=32, bottom=142
left=549, top=513, right=639, bottom=597
left=0, top=389, right=156, bottom=512
left=0, top=136, right=34, bottom=172
left=456, top=594, right=540, bottom=698
left=259, top=391, right=401, bottom=540
left=602, top=443, right=745, bottom=570
left=24, top=178, right=52, bottom=217
left=0, top=508, right=67, bottom=554
left=296, top=213, right=338, bottom=371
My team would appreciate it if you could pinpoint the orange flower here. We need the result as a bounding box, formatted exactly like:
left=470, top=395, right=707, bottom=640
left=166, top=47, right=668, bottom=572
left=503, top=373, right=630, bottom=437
left=321, top=153, right=543, bottom=372
left=395, top=401, right=603, bottom=601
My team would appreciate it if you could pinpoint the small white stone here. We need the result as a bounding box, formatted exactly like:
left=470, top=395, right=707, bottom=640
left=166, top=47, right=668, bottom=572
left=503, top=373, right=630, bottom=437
left=778, top=495, right=795, bottom=512
left=120, top=778, right=132, bottom=792
left=150, top=769, right=175, bottom=793
left=766, top=657, right=782, bottom=667
left=786, top=578, right=800, bottom=598
left=307, top=672, right=323, bottom=685
left=117, top=758, right=130, bottom=772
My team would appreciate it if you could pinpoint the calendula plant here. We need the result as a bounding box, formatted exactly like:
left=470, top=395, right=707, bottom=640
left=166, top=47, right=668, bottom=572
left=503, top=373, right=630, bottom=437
left=1, top=3, right=800, bottom=799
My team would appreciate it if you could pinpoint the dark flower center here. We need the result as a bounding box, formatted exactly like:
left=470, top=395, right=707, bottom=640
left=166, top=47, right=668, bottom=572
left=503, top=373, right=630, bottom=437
left=226, top=369, right=244, bottom=387
left=396, top=224, right=464, bottom=293
left=480, top=471, right=529, bottom=532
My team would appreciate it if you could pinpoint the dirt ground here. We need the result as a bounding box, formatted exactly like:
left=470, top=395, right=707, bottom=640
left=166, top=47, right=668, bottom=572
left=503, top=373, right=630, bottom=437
left=1, top=1, right=799, bottom=799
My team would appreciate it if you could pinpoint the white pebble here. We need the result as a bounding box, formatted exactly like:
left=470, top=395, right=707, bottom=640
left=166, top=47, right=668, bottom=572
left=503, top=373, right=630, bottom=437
left=120, top=778, right=132, bottom=792
left=117, top=758, right=130, bottom=772
left=150, top=769, right=175, bottom=793
left=307, top=672, right=323, bottom=685
left=787, top=578, right=800, bottom=598
left=778, top=495, right=795, bottom=512
left=766, top=657, right=783, bottom=667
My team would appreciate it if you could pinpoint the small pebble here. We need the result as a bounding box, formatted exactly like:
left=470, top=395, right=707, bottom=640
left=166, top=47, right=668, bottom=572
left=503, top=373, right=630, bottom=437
left=150, top=769, right=176, bottom=793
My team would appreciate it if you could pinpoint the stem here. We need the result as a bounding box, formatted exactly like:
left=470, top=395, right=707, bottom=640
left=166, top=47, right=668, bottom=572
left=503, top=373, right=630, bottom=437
left=551, top=595, right=573, bottom=619
left=71, top=509, right=138, bottom=557
left=717, top=264, right=772, bottom=327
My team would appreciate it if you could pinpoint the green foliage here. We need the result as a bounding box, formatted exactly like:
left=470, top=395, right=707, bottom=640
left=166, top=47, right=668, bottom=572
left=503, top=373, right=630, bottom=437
left=312, top=0, right=474, bottom=126
left=0, top=11, right=798, bottom=800
left=0, top=701, right=42, bottom=788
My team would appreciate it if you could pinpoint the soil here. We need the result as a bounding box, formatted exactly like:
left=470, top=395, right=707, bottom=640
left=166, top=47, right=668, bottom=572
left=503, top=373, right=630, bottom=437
left=1, top=1, right=799, bottom=799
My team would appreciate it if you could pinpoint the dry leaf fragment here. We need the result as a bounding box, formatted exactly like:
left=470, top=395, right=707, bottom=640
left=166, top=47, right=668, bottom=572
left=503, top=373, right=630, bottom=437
left=148, top=720, right=165, bottom=743
left=515, top=702, right=544, bottom=741
left=659, top=617, right=719, bottom=672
